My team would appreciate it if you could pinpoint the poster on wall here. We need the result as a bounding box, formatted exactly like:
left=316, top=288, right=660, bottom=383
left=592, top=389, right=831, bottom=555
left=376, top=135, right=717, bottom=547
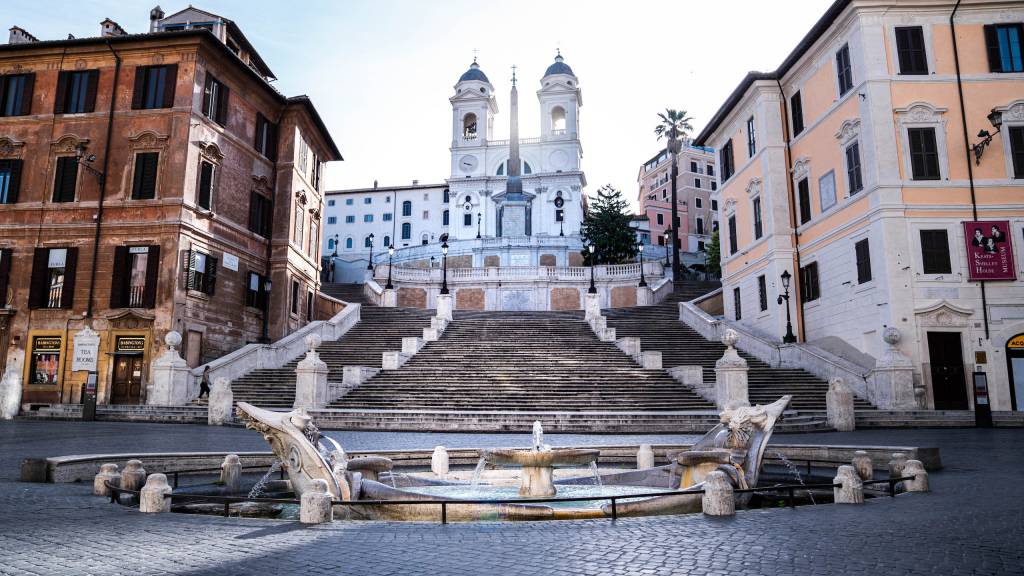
left=963, top=220, right=1016, bottom=281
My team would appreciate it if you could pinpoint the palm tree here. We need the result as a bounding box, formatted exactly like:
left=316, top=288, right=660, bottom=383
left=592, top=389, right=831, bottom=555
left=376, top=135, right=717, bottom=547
left=654, top=109, right=694, bottom=284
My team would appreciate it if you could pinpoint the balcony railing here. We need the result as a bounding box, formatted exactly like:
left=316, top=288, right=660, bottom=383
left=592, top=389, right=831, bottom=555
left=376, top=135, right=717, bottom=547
left=376, top=262, right=665, bottom=284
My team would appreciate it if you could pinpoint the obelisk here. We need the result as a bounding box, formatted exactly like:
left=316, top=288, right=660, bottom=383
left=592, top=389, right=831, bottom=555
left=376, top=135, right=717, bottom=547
left=499, top=65, right=530, bottom=236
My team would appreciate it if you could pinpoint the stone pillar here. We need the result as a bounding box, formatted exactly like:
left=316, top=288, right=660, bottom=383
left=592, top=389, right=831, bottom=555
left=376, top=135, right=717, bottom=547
left=636, top=444, right=654, bottom=469
left=294, top=334, right=329, bottom=410
left=869, top=327, right=920, bottom=409
left=220, top=454, right=242, bottom=492
left=207, top=378, right=233, bottom=426
left=852, top=450, right=873, bottom=481
left=826, top=377, right=856, bottom=432
left=93, top=463, right=120, bottom=496
left=888, top=453, right=908, bottom=479
left=0, top=368, right=22, bottom=420
left=637, top=285, right=653, bottom=307
left=641, top=351, right=662, bottom=370
left=584, top=293, right=601, bottom=321
left=431, top=446, right=449, bottom=478
left=382, top=288, right=397, bottom=308
left=615, top=337, right=640, bottom=359
left=430, top=316, right=448, bottom=331
left=382, top=351, right=410, bottom=370
left=714, top=329, right=749, bottom=410
left=902, top=460, right=930, bottom=492
left=300, top=478, right=333, bottom=524
left=422, top=327, right=440, bottom=342
left=701, top=470, right=735, bottom=516
left=402, top=337, right=424, bottom=355
left=833, top=465, right=864, bottom=504
left=436, top=294, right=453, bottom=322
left=148, top=331, right=191, bottom=406
left=139, top=473, right=172, bottom=513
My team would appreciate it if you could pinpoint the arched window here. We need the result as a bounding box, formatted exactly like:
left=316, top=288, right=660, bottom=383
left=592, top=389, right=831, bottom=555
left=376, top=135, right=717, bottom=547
left=443, top=209, right=450, bottom=225
left=345, top=237, right=353, bottom=249
left=496, top=160, right=532, bottom=176
left=401, top=222, right=411, bottom=240
left=383, top=235, right=391, bottom=247
left=463, top=113, right=478, bottom=139
left=443, top=188, right=450, bottom=203
left=327, top=238, right=334, bottom=250
left=421, top=233, right=429, bottom=245
left=364, top=235, right=373, bottom=248
left=402, top=200, right=412, bottom=217
left=551, top=106, right=566, bottom=131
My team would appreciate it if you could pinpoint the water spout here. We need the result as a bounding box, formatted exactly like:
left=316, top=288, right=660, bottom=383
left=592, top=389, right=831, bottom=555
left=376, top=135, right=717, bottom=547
left=774, top=451, right=816, bottom=505
left=588, top=461, right=602, bottom=487
left=532, top=420, right=544, bottom=452
left=470, top=456, right=487, bottom=487
left=248, top=460, right=282, bottom=499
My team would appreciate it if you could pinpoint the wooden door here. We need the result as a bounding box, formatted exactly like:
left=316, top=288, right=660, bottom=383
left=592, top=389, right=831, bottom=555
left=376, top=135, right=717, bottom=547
left=927, top=332, right=968, bottom=410
left=110, top=355, right=144, bottom=404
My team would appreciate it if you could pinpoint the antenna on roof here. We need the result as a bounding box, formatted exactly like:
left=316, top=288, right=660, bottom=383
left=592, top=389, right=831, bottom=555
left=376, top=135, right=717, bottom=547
left=472, top=48, right=478, bottom=63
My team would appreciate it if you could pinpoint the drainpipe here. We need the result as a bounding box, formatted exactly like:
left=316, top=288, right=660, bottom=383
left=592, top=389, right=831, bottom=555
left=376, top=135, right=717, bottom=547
left=85, top=40, right=121, bottom=318
left=262, top=108, right=287, bottom=341
left=950, top=0, right=990, bottom=339
left=776, top=77, right=806, bottom=343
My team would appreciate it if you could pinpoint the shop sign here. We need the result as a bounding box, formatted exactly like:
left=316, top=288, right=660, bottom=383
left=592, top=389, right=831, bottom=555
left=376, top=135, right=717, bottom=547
left=1009, top=335, right=1024, bottom=350
left=32, top=337, right=62, bottom=352
left=115, top=336, right=146, bottom=353
left=963, top=221, right=1016, bottom=281
left=71, top=327, right=100, bottom=372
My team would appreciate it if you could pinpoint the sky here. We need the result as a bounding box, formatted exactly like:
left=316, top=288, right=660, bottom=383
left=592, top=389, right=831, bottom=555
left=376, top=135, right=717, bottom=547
left=6, top=0, right=834, bottom=210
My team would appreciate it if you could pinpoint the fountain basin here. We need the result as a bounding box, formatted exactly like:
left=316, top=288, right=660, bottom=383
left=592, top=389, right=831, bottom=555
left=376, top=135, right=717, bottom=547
left=480, top=448, right=600, bottom=497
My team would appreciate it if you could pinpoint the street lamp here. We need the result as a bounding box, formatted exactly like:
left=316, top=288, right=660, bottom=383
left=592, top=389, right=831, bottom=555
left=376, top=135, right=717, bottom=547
left=366, top=233, right=375, bottom=270
left=440, top=239, right=450, bottom=295
left=971, top=108, right=1004, bottom=165
left=637, top=242, right=647, bottom=287
left=667, top=135, right=682, bottom=284
left=663, top=230, right=672, bottom=268
left=75, top=144, right=105, bottom=185
left=777, top=270, right=797, bottom=344
left=260, top=278, right=273, bottom=343
left=587, top=244, right=597, bottom=294
left=385, top=246, right=394, bottom=290
left=332, top=234, right=339, bottom=257
left=476, top=212, right=482, bottom=239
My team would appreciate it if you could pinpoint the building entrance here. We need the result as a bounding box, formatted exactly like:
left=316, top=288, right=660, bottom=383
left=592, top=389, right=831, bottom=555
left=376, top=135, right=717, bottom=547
left=110, top=355, right=144, bottom=405
left=927, top=331, right=968, bottom=410
left=1007, top=334, right=1024, bottom=411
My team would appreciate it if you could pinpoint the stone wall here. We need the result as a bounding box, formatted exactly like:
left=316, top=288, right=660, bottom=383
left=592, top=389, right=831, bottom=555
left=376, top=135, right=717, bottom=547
left=539, top=254, right=556, bottom=266
left=610, top=286, right=637, bottom=308
left=397, top=288, right=427, bottom=308
left=551, top=287, right=581, bottom=311
left=567, top=252, right=584, bottom=266
left=484, top=255, right=500, bottom=267
left=455, top=288, right=485, bottom=310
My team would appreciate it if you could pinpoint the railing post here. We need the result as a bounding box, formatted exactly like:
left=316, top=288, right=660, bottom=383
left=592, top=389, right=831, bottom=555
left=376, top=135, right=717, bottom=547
left=441, top=501, right=447, bottom=524
left=223, top=501, right=230, bottom=517
left=610, top=497, right=617, bottom=520
left=788, top=486, right=795, bottom=508
left=173, top=471, right=179, bottom=489
left=806, top=460, right=812, bottom=476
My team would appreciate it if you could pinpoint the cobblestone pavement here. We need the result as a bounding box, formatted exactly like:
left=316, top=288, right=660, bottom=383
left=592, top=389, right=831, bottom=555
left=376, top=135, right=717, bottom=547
left=1, top=421, right=1022, bottom=575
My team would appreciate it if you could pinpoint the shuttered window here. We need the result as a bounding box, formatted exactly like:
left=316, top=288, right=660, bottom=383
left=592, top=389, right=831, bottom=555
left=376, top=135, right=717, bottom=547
left=185, top=249, right=217, bottom=295
left=131, top=65, right=177, bottom=110
left=895, top=27, right=929, bottom=75
left=54, top=70, right=99, bottom=114
left=0, top=248, right=12, bottom=307
left=131, top=152, right=159, bottom=200
left=197, top=161, right=214, bottom=209
left=846, top=141, right=863, bottom=194
left=798, top=177, right=812, bottom=225
left=0, top=73, right=34, bottom=117
left=727, top=215, right=737, bottom=255
left=248, top=191, right=273, bottom=237
left=52, top=157, right=78, bottom=203
left=202, top=73, right=230, bottom=126
left=733, top=287, right=742, bottom=321
left=29, top=247, right=77, bottom=309
left=855, top=238, right=872, bottom=284
left=758, top=275, right=768, bottom=312
left=254, top=113, right=277, bottom=160
left=752, top=197, right=763, bottom=240
left=110, top=245, right=160, bottom=308
left=720, top=140, right=735, bottom=181
left=836, top=44, right=854, bottom=95
left=984, top=23, right=1024, bottom=73
left=920, top=229, right=951, bottom=274
left=245, top=271, right=267, bottom=309
left=799, top=262, right=820, bottom=303
left=1009, top=126, right=1024, bottom=179
left=0, top=159, right=22, bottom=204
left=790, top=91, right=804, bottom=136
left=908, top=127, right=941, bottom=180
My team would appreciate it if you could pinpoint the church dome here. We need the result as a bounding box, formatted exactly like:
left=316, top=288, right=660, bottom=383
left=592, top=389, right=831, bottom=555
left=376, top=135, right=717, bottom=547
left=458, top=62, right=489, bottom=83
left=543, top=54, right=574, bottom=77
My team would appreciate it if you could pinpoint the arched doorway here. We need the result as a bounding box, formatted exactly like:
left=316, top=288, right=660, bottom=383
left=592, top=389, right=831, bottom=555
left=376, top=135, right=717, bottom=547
left=1007, top=333, right=1024, bottom=411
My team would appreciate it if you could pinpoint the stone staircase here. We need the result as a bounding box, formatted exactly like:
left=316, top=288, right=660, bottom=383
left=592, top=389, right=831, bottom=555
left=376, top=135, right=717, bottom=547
left=603, top=283, right=876, bottom=413
left=320, top=283, right=370, bottom=305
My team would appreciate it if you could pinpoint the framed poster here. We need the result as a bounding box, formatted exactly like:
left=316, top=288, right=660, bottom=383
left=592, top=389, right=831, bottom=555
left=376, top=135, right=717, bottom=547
left=962, top=220, right=1016, bottom=281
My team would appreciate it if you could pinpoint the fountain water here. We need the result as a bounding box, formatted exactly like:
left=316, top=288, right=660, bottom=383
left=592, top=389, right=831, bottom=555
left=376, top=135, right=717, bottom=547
left=773, top=451, right=816, bottom=505
left=480, top=421, right=600, bottom=497
left=247, top=460, right=282, bottom=499
left=470, top=456, right=487, bottom=487
left=588, top=461, right=603, bottom=487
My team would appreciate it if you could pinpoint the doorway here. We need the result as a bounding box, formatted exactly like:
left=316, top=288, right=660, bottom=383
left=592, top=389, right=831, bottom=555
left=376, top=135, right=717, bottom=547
left=927, top=331, right=968, bottom=410
left=1007, top=334, right=1024, bottom=411
left=110, top=355, right=144, bottom=404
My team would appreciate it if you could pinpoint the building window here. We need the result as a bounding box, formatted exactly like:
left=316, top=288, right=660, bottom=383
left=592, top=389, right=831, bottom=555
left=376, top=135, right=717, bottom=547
left=132, top=65, right=177, bottom=110
left=364, top=214, right=373, bottom=223
left=985, top=24, right=1024, bottom=73
left=1010, top=126, right=1024, bottom=179
left=690, top=161, right=698, bottom=173
left=720, top=140, right=735, bottom=180
left=0, top=159, right=23, bottom=204
left=443, top=209, right=450, bottom=225
left=694, top=178, right=701, bottom=189
left=308, top=220, right=318, bottom=257
left=254, top=113, right=277, bottom=160
left=836, top=44, right=853, bottom=96
left=758, top=275, right=768, bottom=312
left=131, top=152, right=159, bottom=200
left=291, top=280, right=300, bottom=315
left=746, top=116, right=756, bottom=157
left=245, top=272, right=266, bottom=309
left=345, top=198, right=354, bottom=206
left=798, top=177, right=811, bottom=225
left=711, top=181, right=717, bottom=191
left=111, top=245, right=159, bottom=308
left=818, top=171, right=837, bottom=212
left=713, top=220, right=719, bottom=232
left=728, top=215, right=738, bottom=255
left=293, top=201, right=304, bottom=247
left=421, top=235, right=429, bottom=246
left=733, top=287, right=742, bottom=321
left=202, top=73, right=229, bottom=126
left=463, top=213, right=472, bottom=226
left=696, top=217, right=704, bottom=236
left=752, top=197, right=763, bottom=240
left=0, top=73, right=34, bottom=116
left=711, top=199, right=718, bottom=211
left=185, top=249, right=216, bottom=295
left=383, top=235, right=391, bottom=247
left=402, top=200, right=412, bottom=217
left=55, top=70, right=98, bottom=114
left=197, top=160, right=214, bottom=209
left=799, top=262, right=820, bottom=303
left=423, top=193, right=429, bottom=201
left=422, top=210, right=429, bottom=220
left=443, top=189, right=450, bottom=203
left=895, top=26, right=929, bottom=75
left=707, top=165, right=714, bottom=177
left=383, top=213, right=393, bottom=222
left=364, top=197, right=372, bottom=204
left=345, top=237, right=353, bottom=249
left=326, top=216, right=337, bottom=225
left=364, top=235, right=373, bottom=248
left=345, top=215, right=355, bottom=223
left=695, top=197, right=702, bottom=209
left=30, top=247, right=77, bottom=309
left=556, top=209, right=564, bottom=222
left=908, top=127, right=941, bottom=180
left=855, top=238, right=872, bottom=284
left=327, top=199, right=336, bottom=207
left=920, top=229, right=952, bottom=274
left=52, top=156, right=78, bottom=203
left=697, top=240, right=705, bottom=252
left=845, top=141, right=864, bottom=194
left=306, top=291, right=314, bottom=322
left=401, top=222, right=411, bottom=240
left=326, top=239, right=334, bottom=250
left=656, top=213, right=664, bottom=226
left=790, top=91, right=804, bottom=136
left=28, top=336, right=61, bottom=386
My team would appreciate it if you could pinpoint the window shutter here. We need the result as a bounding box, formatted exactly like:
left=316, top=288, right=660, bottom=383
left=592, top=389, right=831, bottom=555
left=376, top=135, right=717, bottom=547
left=109, top=245, right=129, bottom=308
left=0, top=248, right=12, bottom=307
left=254, top=113, right=265, bottom=150
left=18, top=73, right=34, bottom=116
left=53, top=71, right=69, bottom=114
left=131, top=66, right=146, bottom=109
left=6, top=159, right=22, bottom=203
left=202, top=75, right=213, bottom=118
left=60, top=247, right=78, bottom=309
left=205, top=256, right=218, bottom=295
left=29, top=248, right=48, bottom=309
left=185, top=249, right=196, bottom=291
left=84, top=70, right=99, bottom=113
left=161, top=64, right=178, bottom=108
left=217, top=84, right=230, bottom=126
left=248, top=191, right=259, bottom=233
left=141, top=153, right=158, bottom=198
left=262, top=196, right=273, bottom=237
left=984, top=25, right=1001, bottom=72
left=54, top=157, right=77, bottom=202
left=268, top=122, right=278, bottom=161
left=143, top=245, right=160, bottom=308
left=197, top=161, right=213, bottom=209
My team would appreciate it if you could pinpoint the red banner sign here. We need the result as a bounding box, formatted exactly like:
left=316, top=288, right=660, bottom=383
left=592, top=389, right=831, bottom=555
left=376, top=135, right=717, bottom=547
left=963, top=220, right=1016, bottom=281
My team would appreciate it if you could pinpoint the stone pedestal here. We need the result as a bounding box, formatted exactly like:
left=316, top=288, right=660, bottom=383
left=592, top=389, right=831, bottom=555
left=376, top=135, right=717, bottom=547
left=598, top=327, right=616, bottom=342
left=436, top=294, right=453, bottom=322
left=93, top=463, right=119, bottom=496
left=430, top=317, right=448, bottom=331
left=903, top=460, right=929, bottom=492
left=382, top=288, right=397, bottom=308
left=637, top=285, right=653, bottom=307
left=714, top=329, right=749, bottom=410
left=422, top=327, right=440, bottom=342
left=701, top=470, right=735, bottom=516
left=615, top=337, right=640, bottom=359
left=220, top=454, right=242, bottom=492
left=852, top=451, right=873, bottom=481
left=640, top=351, right=662, bottom=370
left=295, top=335, right=329, bottom=410
left=121, top=460, right=146, bottom=491
left=584, top=293, right=601, bottom=321
left=589, top=316, right=607, bottom=333
left=0, top=368, right=22, bottom=420
left=300, top=479, right=333, bottom=524
left=637, top=444, right=654, bottom=469
left=140, top=474, right=172, bottom=513
left=869, top=327, right=919, bottom=409
left=148, top=331, right=191, bottom=406
left=207, top=378, right=233, bottom=426
left=382, top=351, right=410, bottom=370
left=342, top=366, right=378, bottom=388
left=431, top=446, right=449, bottom=478
left=888, top=453, right=908, bottom=479
left=826, top=377, right=856, bottom=432
left=402, top=337, right=425, bottom=354
left=833, top=465, right=864, bottom=504
left=519, top=465, right=556, bottom=497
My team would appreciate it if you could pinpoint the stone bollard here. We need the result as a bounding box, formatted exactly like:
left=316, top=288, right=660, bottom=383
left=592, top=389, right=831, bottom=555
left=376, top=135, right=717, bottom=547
left=714, top=329, right=749, bottom=410
left=701, top=470, right=735, bottom=516
left=207, top=378, right=233, bottom=426
left=120, top=460, right=146, bottom=492
left=300, top=479, right=333, bottom=524
left=888, top=452, right=908, bottom=479
left=93, top=463, right=120, bottom=496
left=139, top=473, right=172, bottom=513
left=852, top=450, right=873, bottom=481
left=636, top=444, right=654, bottom=470
left=431, top=446, right=449, bottom=478
left=833, top=465, right=864, bottom=504
left=902, top=460, right=930, bottom=492
left=826, top=377, right=856, bottom=432
left=220, top=454, right=242, bottom=492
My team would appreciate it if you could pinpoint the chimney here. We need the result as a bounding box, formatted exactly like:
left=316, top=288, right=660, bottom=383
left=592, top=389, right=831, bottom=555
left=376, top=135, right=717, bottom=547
left=373, top=180, right=378, bottom=189
left=149, top=5, right=165, bottom=33
left=412, top=179, right=419, bottom=186
left=8, top=26, right=38, bottom=44
left=101, top=19, right=127, bottom=38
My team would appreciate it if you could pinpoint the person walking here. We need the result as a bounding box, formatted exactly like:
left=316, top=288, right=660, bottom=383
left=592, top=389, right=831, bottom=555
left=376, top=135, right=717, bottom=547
left=198, top=366, right=211, bottom=399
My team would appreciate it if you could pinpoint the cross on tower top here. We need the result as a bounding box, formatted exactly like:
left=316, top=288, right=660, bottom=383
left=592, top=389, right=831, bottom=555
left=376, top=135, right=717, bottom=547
left=511, top=64, right=517, bottom=86
left=472, top=48, right=478, bottom=63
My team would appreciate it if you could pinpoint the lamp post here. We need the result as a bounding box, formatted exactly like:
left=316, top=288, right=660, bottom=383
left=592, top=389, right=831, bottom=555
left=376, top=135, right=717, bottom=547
left=332, top=234, right=338, bottom=257
left=587, top=244, right=597, bottom=294
left=476, top=212, right=482, bottom=239
left=385, top=246, right=394, bottom=289
left=667, top=136, right=682, bottom=284
left=440, top=240, right=449, bottom=295
left=970, top=109, right=1004, bottom=165
left=778, top=270, right=797, bottom=344
left=260, top=278, right=273, bottom=343
left=366, top=233, right=375, bottom=270
left=663, top=230, right=671, bottom=267
left=637, top=242, right=647, bottom=287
